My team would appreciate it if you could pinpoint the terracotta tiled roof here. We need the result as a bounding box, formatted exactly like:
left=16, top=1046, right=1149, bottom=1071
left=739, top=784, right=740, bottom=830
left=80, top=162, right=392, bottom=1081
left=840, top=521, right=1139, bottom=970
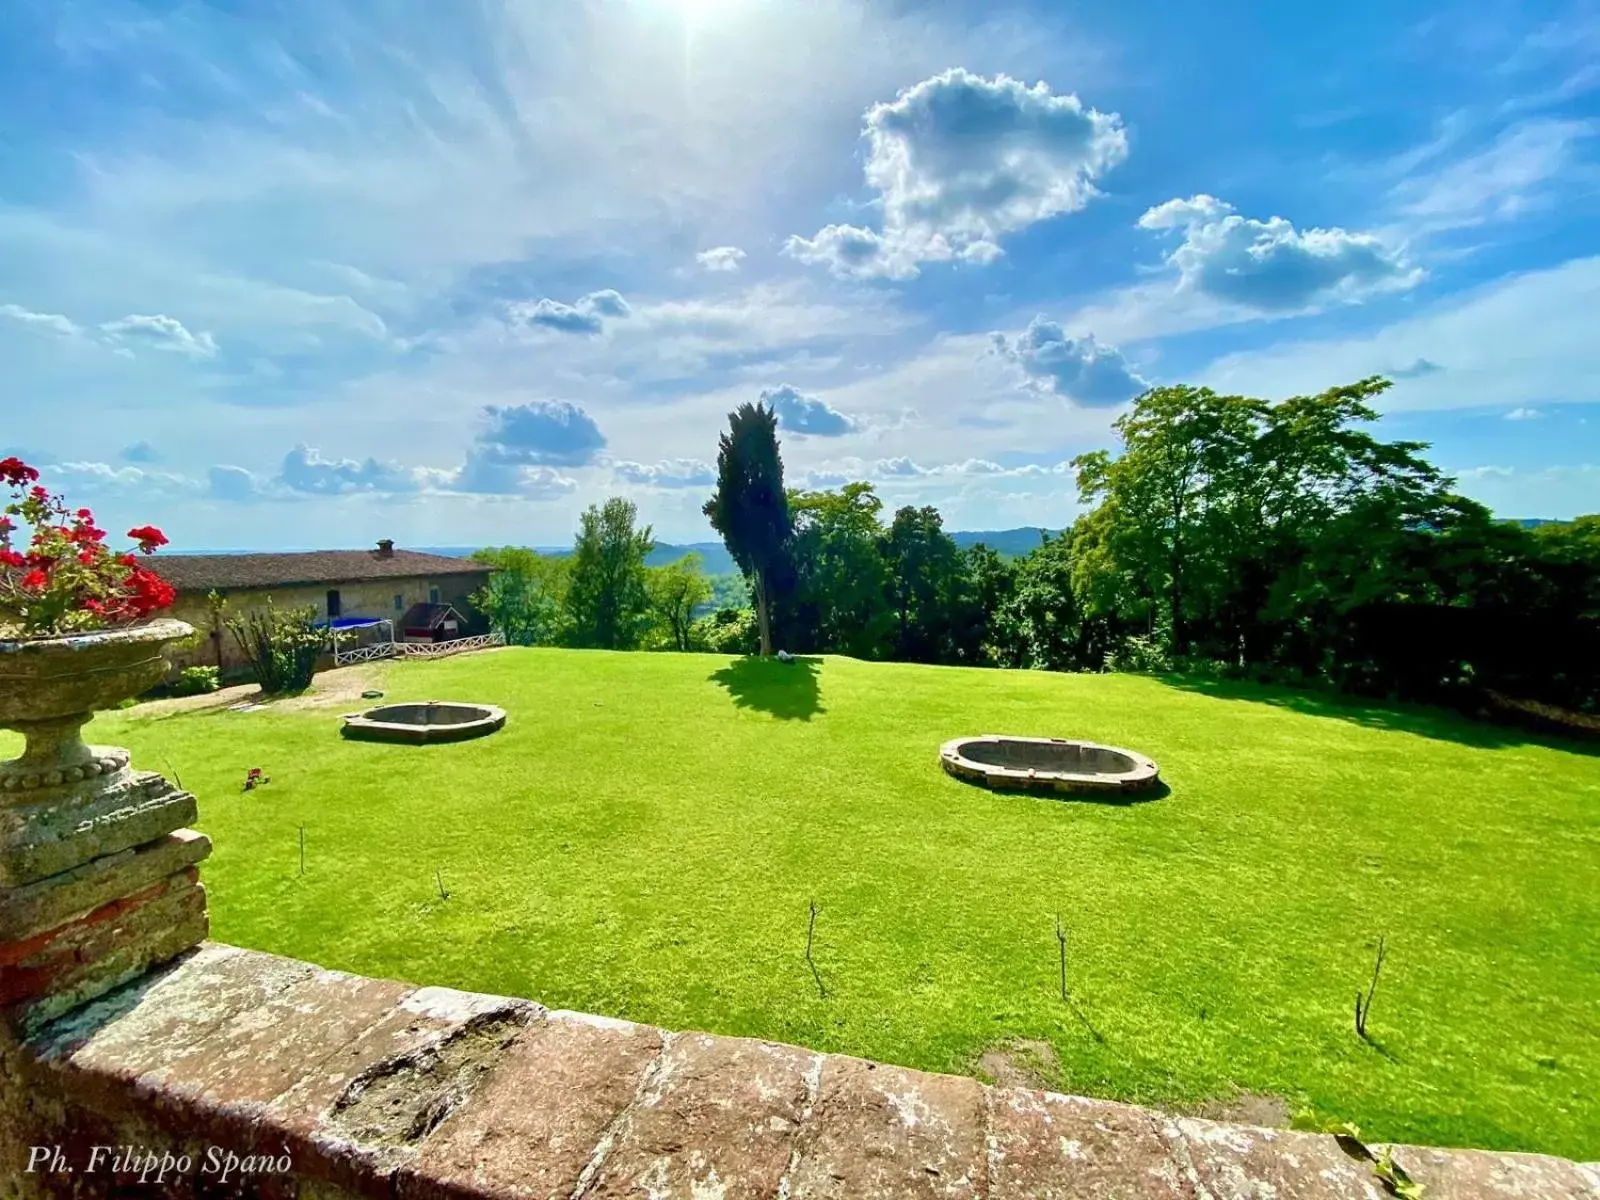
left=147, top=549, right=493, bottom=592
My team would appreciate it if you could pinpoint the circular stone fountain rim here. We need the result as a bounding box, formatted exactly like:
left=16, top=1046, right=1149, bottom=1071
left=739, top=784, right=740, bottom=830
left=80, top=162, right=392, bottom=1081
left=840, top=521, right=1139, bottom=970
left=939, top=734, right=1160, bottom=793
left=340, top=699, right=507, bottom=744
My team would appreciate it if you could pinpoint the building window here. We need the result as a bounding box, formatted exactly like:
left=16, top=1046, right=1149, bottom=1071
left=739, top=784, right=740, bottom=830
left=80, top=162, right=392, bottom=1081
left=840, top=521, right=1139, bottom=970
left=428, top=586, right=441, bottom=605
left=394, top=593, right=404, bottom=611
left=326, top=589, right=342, bottom=618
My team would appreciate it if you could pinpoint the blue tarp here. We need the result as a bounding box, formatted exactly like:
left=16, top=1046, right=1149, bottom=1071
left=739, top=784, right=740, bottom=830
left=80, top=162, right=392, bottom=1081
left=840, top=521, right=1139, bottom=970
left=315, top=616, right=387, bottom=630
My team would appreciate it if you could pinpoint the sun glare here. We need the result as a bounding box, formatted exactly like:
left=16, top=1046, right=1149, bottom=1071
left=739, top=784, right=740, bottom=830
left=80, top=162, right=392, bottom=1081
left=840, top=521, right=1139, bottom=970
left=672, top=0, right=743, bottom=25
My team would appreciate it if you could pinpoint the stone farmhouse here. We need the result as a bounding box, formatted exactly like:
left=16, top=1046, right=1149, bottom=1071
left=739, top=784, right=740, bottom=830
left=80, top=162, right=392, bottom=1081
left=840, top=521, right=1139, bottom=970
left=149, top=539, right=494, bottom=675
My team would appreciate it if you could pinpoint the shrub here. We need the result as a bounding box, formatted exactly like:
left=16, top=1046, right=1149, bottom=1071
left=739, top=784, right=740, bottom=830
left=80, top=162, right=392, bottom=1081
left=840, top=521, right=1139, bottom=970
left=226, top=599, right=324, bottom=694
left=171, top=665, right=221, bottom=696
left=1105, top=634, right=1173, bottom=674
left=692, top=606, right=760, bottom=655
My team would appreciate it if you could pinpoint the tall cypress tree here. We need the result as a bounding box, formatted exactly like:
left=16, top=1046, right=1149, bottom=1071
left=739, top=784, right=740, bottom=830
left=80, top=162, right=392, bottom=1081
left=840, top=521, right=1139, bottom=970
left=703, top=402, right=792, bottom=656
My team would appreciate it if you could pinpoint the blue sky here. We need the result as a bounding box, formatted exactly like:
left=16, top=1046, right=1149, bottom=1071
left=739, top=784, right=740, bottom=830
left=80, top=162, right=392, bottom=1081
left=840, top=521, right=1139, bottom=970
left=2, top=0, right=1597, bottom=550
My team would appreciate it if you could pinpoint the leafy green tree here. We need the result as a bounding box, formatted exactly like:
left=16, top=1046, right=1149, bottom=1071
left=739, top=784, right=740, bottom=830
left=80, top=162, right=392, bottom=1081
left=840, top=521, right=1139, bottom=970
left=566, top=498, right=655, bottom=650
left=648, top=553, right=714, bottom=651
left=989, top=531, right=1098, bottom=670
left=704, top=402, right=792, bottom=656
left=1226, top=377, right=1450, bottom=663
left=881, top=505, right=979, bottom=663
left=785, top=482, right=896, bottom=659
left=1072, top=384, right=1260, bottom=655
left=1070, top=377, right=1461, bottom=666
left=706, top=572, right=752, bottom=612
left=957, top=544, right=1016, bottom=665
left=470, top=546, right=570, bottom=646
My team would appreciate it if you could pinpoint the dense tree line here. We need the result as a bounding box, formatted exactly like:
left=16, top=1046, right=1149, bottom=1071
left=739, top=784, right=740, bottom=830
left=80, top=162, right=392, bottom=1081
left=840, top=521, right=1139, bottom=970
left=475, top=379, right=1600, bottom=720
left=473, top=498, right=712, bottom=654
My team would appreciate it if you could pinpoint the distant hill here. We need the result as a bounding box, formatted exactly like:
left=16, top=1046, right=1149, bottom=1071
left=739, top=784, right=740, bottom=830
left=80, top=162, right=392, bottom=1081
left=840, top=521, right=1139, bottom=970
left=950, top=527, right=1058, bottom=557
left=192, top=519, right=1579, bottom=563
left=422, top=531, right=1058, bottom=571
left=432, top=542, right=741, bottom=574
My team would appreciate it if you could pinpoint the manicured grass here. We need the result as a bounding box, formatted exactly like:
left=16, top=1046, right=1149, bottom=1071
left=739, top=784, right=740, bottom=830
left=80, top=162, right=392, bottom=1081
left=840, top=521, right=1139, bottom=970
left=10, top=649, right=1598, bottom=1157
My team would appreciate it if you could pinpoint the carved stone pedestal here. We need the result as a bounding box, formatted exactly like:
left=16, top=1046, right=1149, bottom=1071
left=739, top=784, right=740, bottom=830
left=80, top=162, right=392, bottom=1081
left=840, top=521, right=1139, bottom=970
left=0, top=620, right=210, bottom=1193
left=0, top=778, right=211, bottom=1036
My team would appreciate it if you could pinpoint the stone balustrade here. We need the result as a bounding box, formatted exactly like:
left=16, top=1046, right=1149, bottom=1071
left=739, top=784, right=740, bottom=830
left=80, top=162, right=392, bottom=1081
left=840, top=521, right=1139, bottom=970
left=2, top=942, right=1597, bottom=1199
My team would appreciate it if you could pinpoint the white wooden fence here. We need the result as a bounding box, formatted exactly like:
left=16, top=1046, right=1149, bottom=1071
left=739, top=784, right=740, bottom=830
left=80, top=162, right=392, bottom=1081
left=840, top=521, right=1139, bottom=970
left=331, top=631, right=505, bottom=667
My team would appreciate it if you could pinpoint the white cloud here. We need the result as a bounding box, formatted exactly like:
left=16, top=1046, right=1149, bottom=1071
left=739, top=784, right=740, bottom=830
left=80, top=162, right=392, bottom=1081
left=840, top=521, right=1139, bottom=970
left=800, top=470, right=854, bottom=489
left=475, top=401, right=608, bottom=467
left=208, top=464, right=265, bottom=502
left=1197, top=255, right=1600, bottom=412
left=760, top=383, right=861, bottom=437
left=40, top=460, right=202, bottom=497
left=989, top=316, right=1148, bottom=407
left=0, top=303, right=80, bottom=338
left=784, top=224, right=913, bottom=282
left=1505, top=406, right=1542, bottom=420
left=695, top=247, right=747, bottom=273
left=447, top=452, right=578, bottom=498
left=850, top=455, right=1070, bottom=482
left=1138, top=194, right=1422, bottom=312
left=1450, top=464, right=1597, bottom=520
left=1391, top=358, right=1445, bottom=379
left=786, top=68, right=1127, bottom=279
left=614, top=459, right=716, bottom=488
left=875, top=456, right=930, bottom=477
left=100, top=313, right=220, bottom=358
left=1388, top=118, right=1596, bottom=233
left=508, top=290, right=632, bottom=336
left=279, top=444, right=424, bottom=494
left=120, top=440, right=160, bottom=463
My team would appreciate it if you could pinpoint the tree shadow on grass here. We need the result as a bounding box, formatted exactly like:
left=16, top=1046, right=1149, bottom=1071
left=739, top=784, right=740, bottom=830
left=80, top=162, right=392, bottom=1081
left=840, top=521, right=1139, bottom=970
left=1154, top=674, right=1600, bottom=757
left=709, top=655, right=825, bottom=721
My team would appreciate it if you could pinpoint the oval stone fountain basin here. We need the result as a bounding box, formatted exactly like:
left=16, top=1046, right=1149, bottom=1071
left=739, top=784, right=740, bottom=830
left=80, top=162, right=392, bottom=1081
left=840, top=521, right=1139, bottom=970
left=341, top=700, right=506, bottom=744
left=940, top=735, right=1160, bottom=797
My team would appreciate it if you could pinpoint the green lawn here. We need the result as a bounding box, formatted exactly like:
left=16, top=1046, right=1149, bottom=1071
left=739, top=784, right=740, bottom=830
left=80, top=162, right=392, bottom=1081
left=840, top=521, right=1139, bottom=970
left=11, top=649, right=1598, bottom=1158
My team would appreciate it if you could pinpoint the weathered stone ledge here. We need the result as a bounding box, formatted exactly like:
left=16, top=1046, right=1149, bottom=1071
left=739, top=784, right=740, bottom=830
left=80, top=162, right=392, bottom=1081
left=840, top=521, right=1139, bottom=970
left=6, top=943, right=1598, bottom=1199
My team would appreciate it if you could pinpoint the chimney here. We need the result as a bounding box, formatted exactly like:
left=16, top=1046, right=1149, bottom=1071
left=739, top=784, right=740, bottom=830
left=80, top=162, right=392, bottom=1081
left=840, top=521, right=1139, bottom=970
left=376, top=539, right=395, bottom=558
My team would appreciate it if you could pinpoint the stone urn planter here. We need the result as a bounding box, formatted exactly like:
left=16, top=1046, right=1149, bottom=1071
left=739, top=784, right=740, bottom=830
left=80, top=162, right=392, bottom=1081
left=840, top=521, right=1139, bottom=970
left=0, top=617, right=194, bottom=795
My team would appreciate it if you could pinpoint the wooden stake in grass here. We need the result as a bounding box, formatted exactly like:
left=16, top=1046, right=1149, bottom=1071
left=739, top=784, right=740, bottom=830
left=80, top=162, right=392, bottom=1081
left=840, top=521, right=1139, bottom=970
left=805, top=900, right=827, bottom=999
left=1355, top=934, right=1387, bottom=1039
left=298, top=825, right=306, bottom=877
left=436, top=868, right=450, bottom=901
left=1055, top=913, right=1069, bottom=1002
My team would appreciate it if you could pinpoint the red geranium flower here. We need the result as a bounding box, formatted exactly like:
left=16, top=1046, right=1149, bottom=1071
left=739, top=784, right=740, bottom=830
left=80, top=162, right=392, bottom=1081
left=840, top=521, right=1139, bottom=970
left=126, top=525, right=169, bottom=553
left=1, top=459, right=177, bottom=636
left=0, top=457, right=39, bottom=486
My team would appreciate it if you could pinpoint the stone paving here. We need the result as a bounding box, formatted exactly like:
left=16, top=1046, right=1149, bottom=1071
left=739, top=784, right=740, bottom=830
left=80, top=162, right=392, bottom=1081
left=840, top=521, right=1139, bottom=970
left=8, top=943, right=1598, bottom=1199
